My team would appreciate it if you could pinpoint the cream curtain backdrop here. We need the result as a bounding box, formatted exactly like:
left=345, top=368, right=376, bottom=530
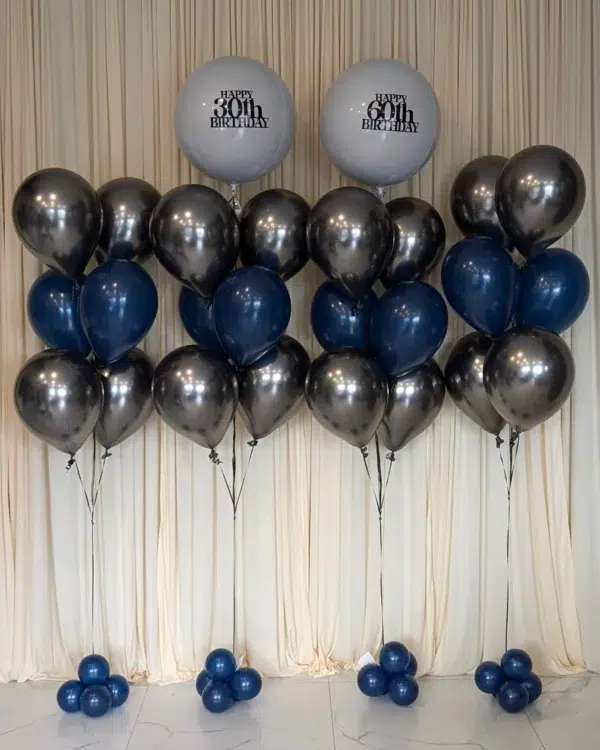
left=0, top=0, right=598, bottom=683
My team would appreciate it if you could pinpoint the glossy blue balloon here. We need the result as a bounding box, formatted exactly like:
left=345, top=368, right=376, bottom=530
left=497, top=681, right=529, bottom=713
left=27, top=271, right=90, bottom=355
left=80, top=260, right=158, bottom=364
left=78, top=654, right=110, bottom=686
left=195, top=669, right=211, bottom=696
left=474, top=661, right=505, bottom=695
left=311, top=281, right=376, bottom=354
left=205, top=648, right=236, bottom=681
left=501, top=649, right=532, bottom=681
left=357, top=664, right=389, bottom=697
left=388, top=675, right=419, bottom=706
left=80, top=685, right=112, bottom=718
left=230, top=667, right=262, bottom=701
left=519, top=673, right=542, bottom=704
left=56, top=680, right=84, bottom=713
left=379, top=641, right=411, bottom=675
left=105, top=675, right=130, bottom=708
left=516, top=248, right=590, bottom=333
left=179, top=286, right=223, bottom=352
left=213, top=267, right=291, bottom=367
left=406, top=653, right=418, bottom=678
left=441, top=237, right=519, bottom=336
left=202, top=681, right=234, bottom=714
left=370, top=283, right=448, bottom=377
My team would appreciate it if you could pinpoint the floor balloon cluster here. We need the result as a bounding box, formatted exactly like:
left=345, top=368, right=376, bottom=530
left=358, top=642, right=419, bottom=707
left=475, top=649, right=542, bottom=714
left=195, top=649, right=262, bottom=714
left=57, top=654, right=130, bottom=718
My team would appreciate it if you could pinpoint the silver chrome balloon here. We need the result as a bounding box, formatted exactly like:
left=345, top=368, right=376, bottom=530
left=306, top=349, right=388, bottom=449
left=483, top=326, right=575, bottom=432
left=96, top=349, right=154, bottom=449
left=238, top=335, right=310, bottom=440
left=380, top=197, right=446, bottom=286
left=445, top=332, right=506, bottom=435
left=240, top=189, right=310, bottom=281
left=14, top=350, right=103, bottom=455
left=151, top=184, right=239, bottom=298
left=450, top=155, right=510, bottom=249
left=307, top=187, right=393, bottom=299
left=378, top=359, right=445, bottom=453
left=153, top=346, right=238, bottom=449
left=95, top=177, right=161, bottom=264
left=495, top=145, right=586, bottom=257
left=12, top=168, right=102, bottom=278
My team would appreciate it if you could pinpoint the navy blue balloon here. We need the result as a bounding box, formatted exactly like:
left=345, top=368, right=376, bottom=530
left=202, top=681, right=234, bottom=714
left=78, top=654, right=110, bottom=686
left=388, top=675, right=419, bottom=706
left=379, top=641, right=411, bottom=675
left=441, top=236, right=519, bottom=336
left=498, top=681, right=529, bottom=713
left=357, top=664, right=389, bottom=697
left=56, top=680, right=84, bottom=713
left=205, top=648, right=236, bottom=682
left=196, top=669, right=211, bottom=696
left=370, top=283, right=448, bottom=377
left=311, top=281, right=376, bottom=354
left=519, top=673, right=542, bottom=704
left=230, top=667, right=262, bottom=701
left=213, top=267, right=291, bottom=367
left=501, top=649, right=532, bottom=681
left=80, top=685, right=112, bottom=718
left=517, top=248, right=590, bottom=333
left=406, top=653, right=418, bottom=678
left=80, top=260, right=158, bottom=364
left=106, top=675, right=130, bottom=708
left=27, top=271, right=90, bottom=355
left=474, top=661, right=505, bottom=695
left=179, top=286, right=223, bottom=352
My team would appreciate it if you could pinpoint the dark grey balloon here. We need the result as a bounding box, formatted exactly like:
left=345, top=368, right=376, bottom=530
left=306, top=349, right=388, bottom=449
left=151, top=184, right=239, bottom=298
left=307, top=187, right=393, bottom=299
left=450, top=155, right=510, bottom=249
left=445, top=332, right=506, bottom=435
left=380, top=197, right=446, bottom=286
left=238, top=335, right=310, bottom=440
left=495, top=145, right=586, bottom=257
left=153, top=345, right=238, bottom=449
left=378, top=359, right=445, bottom=453
left=12, top=168, right=102, bottom=278
left=240, top=189, right=310, bottom=281
left=96, top=349, right=154, bottom=449
left=14, top=350, right=103, bottom=455
left=483, top=326, right=575, bottom=433
left=95, top=177, right=161, bottom=264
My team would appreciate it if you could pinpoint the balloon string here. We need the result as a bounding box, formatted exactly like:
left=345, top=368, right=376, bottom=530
left=360, top=446, right=381, bottom=511
left=374, top=436, right=385, bottom=645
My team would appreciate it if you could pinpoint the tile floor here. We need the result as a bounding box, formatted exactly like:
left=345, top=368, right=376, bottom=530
left=0, top=672, right=595, bottom=749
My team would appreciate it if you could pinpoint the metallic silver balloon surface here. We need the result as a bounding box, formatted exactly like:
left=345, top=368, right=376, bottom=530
left=12, top=168, right=102, bottom=277
left=14, top=350, right=103, bottom=455
left=445, top=332, right=505, bottom=435
left=153, top=345, right=238, bottom=449
left=450, top=155, right=510, bottom=249
left=307, top=187, right=393, bottom=299
left=151, top=184, right=239, bottom=298
left=238, top=335, right=310, bottom=440
left=306, top=349, right=388, bottom=449
left=240, top=189, right=310, bottom=281
left=483, top=326, right=575, bottom=432
left=495, top=145, right=586, bottom=256
left=95, top=177, right=161, bottom=264
left=379, top=359, right=445, bottom=453
left=380, top=197, right=446, bottom=286
left=96, top=349, right=154, bottom=449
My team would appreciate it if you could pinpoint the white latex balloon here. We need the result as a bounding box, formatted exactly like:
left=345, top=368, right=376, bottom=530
left=320, top=59, right=440, bottom=188
left=175, top=56, right=295, bottom=185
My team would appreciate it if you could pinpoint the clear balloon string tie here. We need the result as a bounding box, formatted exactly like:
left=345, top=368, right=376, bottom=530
left=228, top=183, right=242, bottom=217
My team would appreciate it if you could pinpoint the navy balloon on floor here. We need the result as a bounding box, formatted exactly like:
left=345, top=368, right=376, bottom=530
left=205, top=648, right=237, bottom=681
left=230, top=668, right=262, bottom=701
left=202, top=681, right=234, bottom=714
left=78, top=654, right=110, bottom=686
left=357, top=664, right=389, bottom=697
left=388, top=675, right=419, bottom=706
left=497, top=681, right=529, bottom=713
left=379, top=641, right=410, bottom=675
left=106, top=675, right=130, bottom=708
left=195, top=669, right=211, bottom=696
left=80, top=685, right=112, bottom=718
left=474, top=661, right=504, bottom=695
left=501, top=649, right=532, bottom=681
left=311, top=281, right=376, bottom=353
left=56, top=680, right=85, bottom=713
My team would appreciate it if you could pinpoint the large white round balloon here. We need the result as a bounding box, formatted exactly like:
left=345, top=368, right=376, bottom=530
left=175, top=57, right=295, bottom=185
left=320, top=59, right=440, bottom=187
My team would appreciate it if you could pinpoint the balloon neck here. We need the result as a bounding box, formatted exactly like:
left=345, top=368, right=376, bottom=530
left=373, top=186, right=388, bottom=201
left=386, top=452, right=395, bottom=462
left=495, top=435, right=504, bottom=448
left=360, top=446, right=369, bottom=458
left=228, top=183, right=242, bottom=217
left=65, top=454, right=76, bottom=472
left=101, top=450, right=112, bottom=460
left=209, top=449, right=222, bottom=465
left=248, top=439, right=258, bottom=447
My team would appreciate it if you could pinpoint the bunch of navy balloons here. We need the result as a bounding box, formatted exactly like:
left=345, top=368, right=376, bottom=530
left=357, top=642, right=419, bottom=707
left=195, top=649, right=262, bottom=714
left=57, top=654, right=130, bottom=718
left=475, top=649, right=542, bottom=714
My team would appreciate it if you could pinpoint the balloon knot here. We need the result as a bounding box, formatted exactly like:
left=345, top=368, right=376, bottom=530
left=495, top=435, right=504, bottom=449
left=209, top=449, right=221, bottom=465
left=248, top=439, right=258, bottom=447
left=509, top=429, right=519, bottom=447
left=360, top=446, right=369, bottom=458
left=386, top=452, right=395, bottom=462
left=65, top=455, right=76, bottom=472
left=102, top=450, right=112, bottom=460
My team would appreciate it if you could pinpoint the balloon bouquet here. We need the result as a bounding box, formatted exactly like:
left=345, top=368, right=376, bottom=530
left=307, top=59, right=446, bottom=653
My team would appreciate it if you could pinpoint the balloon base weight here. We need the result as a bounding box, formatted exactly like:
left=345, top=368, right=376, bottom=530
left=57, top=653, right=130, bottom=718
left=357, top=642, right=419, bottom=707
left=474, top=649, right=542, bottom=714
left=196, top=649, right=263, bottom=713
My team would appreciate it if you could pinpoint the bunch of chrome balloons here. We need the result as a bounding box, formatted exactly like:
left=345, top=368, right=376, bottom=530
left=57, top=654, right=129, bottom=718
left=357, top=641, right=419, bottom=707
left=475, top=649, right=542, bottom=713
left=195, top=649, right=262, bottom=714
